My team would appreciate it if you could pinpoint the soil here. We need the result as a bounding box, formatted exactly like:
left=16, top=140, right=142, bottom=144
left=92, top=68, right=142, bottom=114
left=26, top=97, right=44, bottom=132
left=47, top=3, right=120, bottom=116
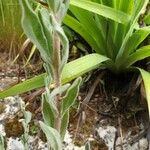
left=0, top=52, right=149, bottom=150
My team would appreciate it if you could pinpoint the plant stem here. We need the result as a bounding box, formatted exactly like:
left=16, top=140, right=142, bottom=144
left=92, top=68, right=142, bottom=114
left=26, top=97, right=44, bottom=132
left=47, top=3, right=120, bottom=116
left=52, top=31, right=61, bottom=132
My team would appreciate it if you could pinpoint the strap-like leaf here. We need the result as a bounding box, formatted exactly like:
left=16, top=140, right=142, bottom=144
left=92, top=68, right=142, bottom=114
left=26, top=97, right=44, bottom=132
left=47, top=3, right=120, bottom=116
left=124, top=45, right=150, bottom=68
left=39, top=121, right=62, bottom=150
left=116, top=0, right=149, bottom=64
left=70, top=0, right=130, bottom=24
left=69, top=5, right=105, bottom=55
left=123, top=26, right=150, bottom=56
left=144, top=14, right=150, bottom=25
left=64, top=15, right=100, bottom=52
left=116, top=26, right=150, bottom=67
left=0, top=54, right=108, bottom=98
left=62, top=77, right=82, bottom=116
left=138, top=68, right=150, bottom=118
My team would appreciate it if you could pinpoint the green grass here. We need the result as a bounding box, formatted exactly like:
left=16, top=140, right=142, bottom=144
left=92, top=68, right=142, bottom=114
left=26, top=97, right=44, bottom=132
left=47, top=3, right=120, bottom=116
left=0, top=0, right=23, bottom=50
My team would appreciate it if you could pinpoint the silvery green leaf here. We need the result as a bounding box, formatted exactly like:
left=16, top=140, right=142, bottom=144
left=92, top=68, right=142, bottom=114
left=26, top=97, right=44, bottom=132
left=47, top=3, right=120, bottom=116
left=58, top=0, right=70, bottom=21
left=52, top=19, right=69, bottom=72
left=19, top=0, right=49, bottom=63
left=62, top=77, right=82, bottom=116
left=50, top=84, right=70, bottom=99
left=44, top=88, right=58, bottom=113
left=85, top=141, right=91, bottom=150
left=0, top=135, right=5, bottom=150
left=56, top=27, right=69, bottom=72
left=46, top=0, right=61, bottom=13
left=24, top=111, right=32, bottom=124
left=44, top=75, right=51, bottom=88
left=39, top=121, right=62, bottom=150
left=42, top=93, right=55, bottom=127
left=43, top=63, right=52, bottom=87
left=38, top=8, right=53, bottom=61
left=60, top=110, right=69, bottom=140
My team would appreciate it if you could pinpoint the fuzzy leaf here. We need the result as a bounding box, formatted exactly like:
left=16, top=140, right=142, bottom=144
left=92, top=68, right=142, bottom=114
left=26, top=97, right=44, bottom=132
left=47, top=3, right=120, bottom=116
left=62, top=77, right=82, bottom=116
left=19, top=0, right=50, bottom=63
left=42, top=93, right=55, bottom=127
left=50, top=84, right=70, bottom=99
left=38, top=8, right=53, bottom=61
left=85, top=141, right=91, bottom=150
left=0, top=135, right=5, bottom=150
left=39, top=121, right=62, bottom=150
left=46, top=0, right=61, bottom=13
left=55, top=25, right=69, bottom=71
left=24, top=111, right=32, bottom=124
left=60, top=110, right=69, bottom=140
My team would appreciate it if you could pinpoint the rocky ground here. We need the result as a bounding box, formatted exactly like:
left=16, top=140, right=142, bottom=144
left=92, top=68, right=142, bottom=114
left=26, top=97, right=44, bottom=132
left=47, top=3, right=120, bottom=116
left=0, top=52, right=150, bottom=150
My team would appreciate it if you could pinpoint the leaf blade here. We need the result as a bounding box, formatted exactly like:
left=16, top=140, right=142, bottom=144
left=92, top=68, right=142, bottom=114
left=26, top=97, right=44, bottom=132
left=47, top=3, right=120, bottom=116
left=70, top=0, right=130, bottom=24
left=62, top=77, right=82, bottom=116
left=0, top=54, right=108, bottom=98
left=138, top=68, right=150, bottom=117
left=39, top=121, right=62, bottom=150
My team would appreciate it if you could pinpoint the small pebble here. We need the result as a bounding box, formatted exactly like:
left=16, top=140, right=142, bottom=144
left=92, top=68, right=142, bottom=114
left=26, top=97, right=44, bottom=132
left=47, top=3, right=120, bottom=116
left=139, top=138, right=148, bottom=150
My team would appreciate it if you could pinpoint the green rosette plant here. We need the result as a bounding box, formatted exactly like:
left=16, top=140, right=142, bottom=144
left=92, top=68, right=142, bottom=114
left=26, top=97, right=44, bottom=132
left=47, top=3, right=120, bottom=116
left=63, top=0, right=150, bottom=116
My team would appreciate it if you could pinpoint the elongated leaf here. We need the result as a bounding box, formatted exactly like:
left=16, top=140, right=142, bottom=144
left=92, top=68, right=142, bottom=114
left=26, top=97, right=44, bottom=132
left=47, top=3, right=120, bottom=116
left=113, top=0, right=134, bottom=51
left=24, top=45, right=36, bottom=67
left=116, top=26, right=150, bottom=67
left=0, top=134, right=4, bottom=150
left=60, top=110, right=69, bottom=140
left=122, top=26, right=150, bottom=56
left=19, top=0, right=50, bottom=63
left=62, top=77, right=82, bottom=116
left=69, top=5, right=105, bottom=54
left=138, top=68, right=150, bottom=117
left=55, top=24, right=69, bottom=71
left=39, top=121, right=62, bottom=150
left=42, top=93, right=55, bottom=127
left=0, top=54, right=108, bottom=98
left=85, top=141, right=91, bottom=150
left=144, top=14, right=150, bottom=25
left=50, top=84, right=70, bottom=99
left=70, top=0, right=130, bottom=24
left=24, top=111, right=32, bottom=125
left=116, top=0, right=149, bottom=64
left=64, top=15, right=100, bottom=52
left=124, top=45, right=150, bottom=68
left=38, top=8, right=53, bottom=58
left=46, top=0, right=60, bottom=13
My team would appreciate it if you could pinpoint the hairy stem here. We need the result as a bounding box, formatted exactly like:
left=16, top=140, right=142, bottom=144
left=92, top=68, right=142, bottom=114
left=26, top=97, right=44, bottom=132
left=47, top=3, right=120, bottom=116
left=52, top=31, right=61, bottom=132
